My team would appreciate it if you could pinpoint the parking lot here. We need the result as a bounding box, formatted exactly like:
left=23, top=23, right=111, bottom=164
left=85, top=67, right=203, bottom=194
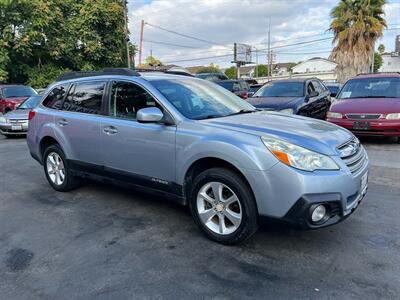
left=0, top=135, right=399, bottom=299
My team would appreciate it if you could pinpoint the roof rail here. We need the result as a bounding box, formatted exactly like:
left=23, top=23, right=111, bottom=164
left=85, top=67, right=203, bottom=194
left=56, top=68, right=140, bottom=82
left=135, top=68, right=195, bottom=77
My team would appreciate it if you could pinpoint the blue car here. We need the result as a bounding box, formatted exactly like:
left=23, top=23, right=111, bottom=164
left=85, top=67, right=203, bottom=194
left=248, top=78, right=331, bottom=119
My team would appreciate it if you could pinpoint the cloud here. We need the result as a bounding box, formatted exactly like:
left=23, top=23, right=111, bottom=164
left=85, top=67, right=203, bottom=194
left=128, top=0, right=400, bottom=67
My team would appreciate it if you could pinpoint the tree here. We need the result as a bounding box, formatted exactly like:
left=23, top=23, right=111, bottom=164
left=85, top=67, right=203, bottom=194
left=0, top=0, right=128, bottom=87
left=373, top=51, right=382, bottom=72
left=224, top=66, right=236, bottom=79
left=143, top=55, right=162, bottom=68
left=378, top=43, right=385, bottom=54
left=287, top=62, right=297, bottom=73
left=257, top=64, right=268, bottom=77
left=196, top=63, right=221, bottom=74
left=329, top=0, right=387, bottom=83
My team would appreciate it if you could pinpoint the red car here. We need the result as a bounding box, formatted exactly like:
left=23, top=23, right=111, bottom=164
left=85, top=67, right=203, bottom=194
left=0, top=85, right=38, bottom=114
left=326, top=73, right=400, bottom=140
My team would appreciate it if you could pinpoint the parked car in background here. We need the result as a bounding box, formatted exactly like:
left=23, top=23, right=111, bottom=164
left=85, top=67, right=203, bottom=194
left=215, top=80, right=250, bottom=99
left=248, top=83, right=264, bottom=98
left=0, top=85, right=38, bottom=114
left=325, top=83, right=342, bottom=99
left=248, top=78, right=331, bottom=119
left=195, top=72, right=228, bottom=81
left=27, top=69, right=369, bottom=245
left=326, top=73, right=400, bottom=141
left=0, top=95, right=42, bottom=137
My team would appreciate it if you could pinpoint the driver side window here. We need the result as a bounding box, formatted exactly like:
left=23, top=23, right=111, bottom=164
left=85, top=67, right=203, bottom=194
left=307, top=82, right=316, bottom=95
left=109, top=81, right=160, bottom=120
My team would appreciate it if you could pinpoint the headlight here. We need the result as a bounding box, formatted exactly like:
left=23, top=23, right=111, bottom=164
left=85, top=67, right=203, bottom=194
left=261, top=136, right=339, bottom=171
left=279, top=108, right=294, bottom=114
left=386, top=113, right=400, bottom=120
left=0, top=116, right=6, bottom=123
left=327, top=112, right=342, bottom=119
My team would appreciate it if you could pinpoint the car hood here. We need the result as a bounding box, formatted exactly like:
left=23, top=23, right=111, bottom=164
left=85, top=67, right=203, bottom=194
left=201, top=112, right=353, bottom=155
left=4, top=109, right=30, bottom=120
left=247, top=96, right=300, bottom=110
left=331, top=98, right=400, bottom=114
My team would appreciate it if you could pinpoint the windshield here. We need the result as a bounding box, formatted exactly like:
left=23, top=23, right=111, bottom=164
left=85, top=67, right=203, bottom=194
left=337, top=77, right=400, bottom=99
left=151, top=78, right=256, bottom=120
left=327, top=85, right=340, bottom=94
left=3, top=86, right=37, bottom=98
left=217, top=81, right=234, bottom=90
left=254, top=82, right=304, bottom=97
left=17, top=96, right=42, bottom=109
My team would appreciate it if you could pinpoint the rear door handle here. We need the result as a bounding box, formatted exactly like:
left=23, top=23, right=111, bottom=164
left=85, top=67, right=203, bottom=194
left=103, top=126, right=118, bottom=135
left=57, top=119, right=68, bottom=126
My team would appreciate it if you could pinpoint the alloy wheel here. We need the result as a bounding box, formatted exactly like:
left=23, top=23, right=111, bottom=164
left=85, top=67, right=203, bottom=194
left=196, top=182, right=242, bottom=235
left=46, top=152, right=65, bottom=186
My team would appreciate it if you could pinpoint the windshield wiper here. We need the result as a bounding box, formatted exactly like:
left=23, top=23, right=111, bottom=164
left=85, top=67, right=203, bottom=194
left=225, top=109, right=259, bottom=117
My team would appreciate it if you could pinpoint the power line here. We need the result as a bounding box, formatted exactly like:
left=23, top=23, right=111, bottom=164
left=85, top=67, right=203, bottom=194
left=145, top=22, right=228, bottom=47
left=162, top=37, right=333, bottom=64
left=143, top=40, right=199, bottom=49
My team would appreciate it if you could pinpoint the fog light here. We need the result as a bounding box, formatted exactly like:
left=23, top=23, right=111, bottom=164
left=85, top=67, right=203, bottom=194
left=311, top=205, right=327, bottom=223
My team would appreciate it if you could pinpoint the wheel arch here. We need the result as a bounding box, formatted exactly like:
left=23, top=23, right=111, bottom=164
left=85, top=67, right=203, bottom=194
left=183, top=157, right=256, bottom=207
left=39, top=136, right=63, bottom=161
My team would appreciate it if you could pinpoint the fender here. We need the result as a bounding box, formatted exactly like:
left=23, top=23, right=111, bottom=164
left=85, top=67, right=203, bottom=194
left=175, top=134, right=277, bottom=185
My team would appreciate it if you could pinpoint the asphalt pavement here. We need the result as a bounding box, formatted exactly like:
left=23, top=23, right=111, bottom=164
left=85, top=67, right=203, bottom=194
left=0, top=135, right=399, bottom=299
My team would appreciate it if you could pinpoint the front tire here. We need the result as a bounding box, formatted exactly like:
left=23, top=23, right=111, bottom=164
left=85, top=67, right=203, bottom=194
left=43, top=144, right=79, bottom=192
left=189, top=167, right=259, bottom=245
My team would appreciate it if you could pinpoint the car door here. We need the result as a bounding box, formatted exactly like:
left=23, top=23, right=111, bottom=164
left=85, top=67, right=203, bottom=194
left=53, top=80, right=105, bottom=165
left=100, top=80, right=176, bottom=189
left=298, top=81, right=317, bottom=117
left=312, top=80, right=330, bottom=119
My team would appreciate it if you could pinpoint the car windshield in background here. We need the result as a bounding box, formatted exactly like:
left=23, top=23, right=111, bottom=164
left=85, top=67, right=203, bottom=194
left=254, top=82, right=304, bottom=97
left=17, top=96, right=42, bottom=109
left=151, top=78, right=256, bottom=120
left=3, top=86, right=37, bottom=98
left=216, top=81, right=234, bottom=90
left=337, top=77, right=400, bottom=99
left=327, top=85, right=340, bottom=94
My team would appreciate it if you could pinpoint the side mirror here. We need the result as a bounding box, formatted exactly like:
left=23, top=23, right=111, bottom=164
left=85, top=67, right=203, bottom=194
left=137, top=107, right=164, bottom=123
left=309, top=91, right=319, bottom=98
left=330, top=92, right=337, bottom=98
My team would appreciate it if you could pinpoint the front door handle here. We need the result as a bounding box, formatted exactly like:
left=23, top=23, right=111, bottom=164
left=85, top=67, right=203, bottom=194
left=57, top=119, right=68, bottom=127
left=103, top=126, right=118, bottom=135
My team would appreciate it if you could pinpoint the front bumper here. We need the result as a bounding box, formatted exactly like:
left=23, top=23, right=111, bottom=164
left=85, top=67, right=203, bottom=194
left=327, top=118, right=400, bottom=137
left=241, top=152, right=369, bottom=229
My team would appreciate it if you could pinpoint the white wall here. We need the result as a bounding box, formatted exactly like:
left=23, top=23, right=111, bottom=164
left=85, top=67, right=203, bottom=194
left=293, top=59, right=337, bottom=74
left=379, top=54, right=400, bottom=72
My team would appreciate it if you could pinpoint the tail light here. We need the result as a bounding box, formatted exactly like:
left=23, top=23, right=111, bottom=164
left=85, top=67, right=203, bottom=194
left=241, top=92, right=248, bottom=100
left=28, top=110, right=36, bottom=121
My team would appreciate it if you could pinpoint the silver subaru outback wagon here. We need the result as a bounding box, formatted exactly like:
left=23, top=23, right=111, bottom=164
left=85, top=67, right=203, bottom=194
left=27, top=69, right=369, bottom=244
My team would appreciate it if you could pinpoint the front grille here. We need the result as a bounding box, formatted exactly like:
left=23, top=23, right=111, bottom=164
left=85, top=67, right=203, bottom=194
left=338, top=140, right=367, bottom=175
left=346, top=114, right=381, bottom=120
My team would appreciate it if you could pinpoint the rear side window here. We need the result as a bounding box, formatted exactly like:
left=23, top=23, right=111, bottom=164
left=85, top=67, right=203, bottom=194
left=63, top=81, right=105, bottom=114
left=42, top=84, right=68, bottom=109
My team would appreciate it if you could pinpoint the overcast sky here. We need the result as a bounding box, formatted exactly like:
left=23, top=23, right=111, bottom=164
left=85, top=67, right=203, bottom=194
left=128, top=0, right=400, bottom=68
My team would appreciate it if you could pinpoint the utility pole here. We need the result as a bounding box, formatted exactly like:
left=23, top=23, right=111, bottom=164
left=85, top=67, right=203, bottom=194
left=138, top=19, right=145, bottom=67
left=123, top=0, right=131, bottom=68
left=267, top=16, right=271, bottom=81
left=255, top=47, right=259, bottom=78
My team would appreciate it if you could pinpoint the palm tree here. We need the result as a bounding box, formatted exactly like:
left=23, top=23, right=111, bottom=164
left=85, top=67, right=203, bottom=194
left=330, top=0, right=387, bottom=83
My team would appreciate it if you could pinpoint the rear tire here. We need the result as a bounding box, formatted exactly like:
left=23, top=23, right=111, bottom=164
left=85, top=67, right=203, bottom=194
left=43, top=144, right=80, bottom=192
left=188, top=167, right=259, bottom=245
